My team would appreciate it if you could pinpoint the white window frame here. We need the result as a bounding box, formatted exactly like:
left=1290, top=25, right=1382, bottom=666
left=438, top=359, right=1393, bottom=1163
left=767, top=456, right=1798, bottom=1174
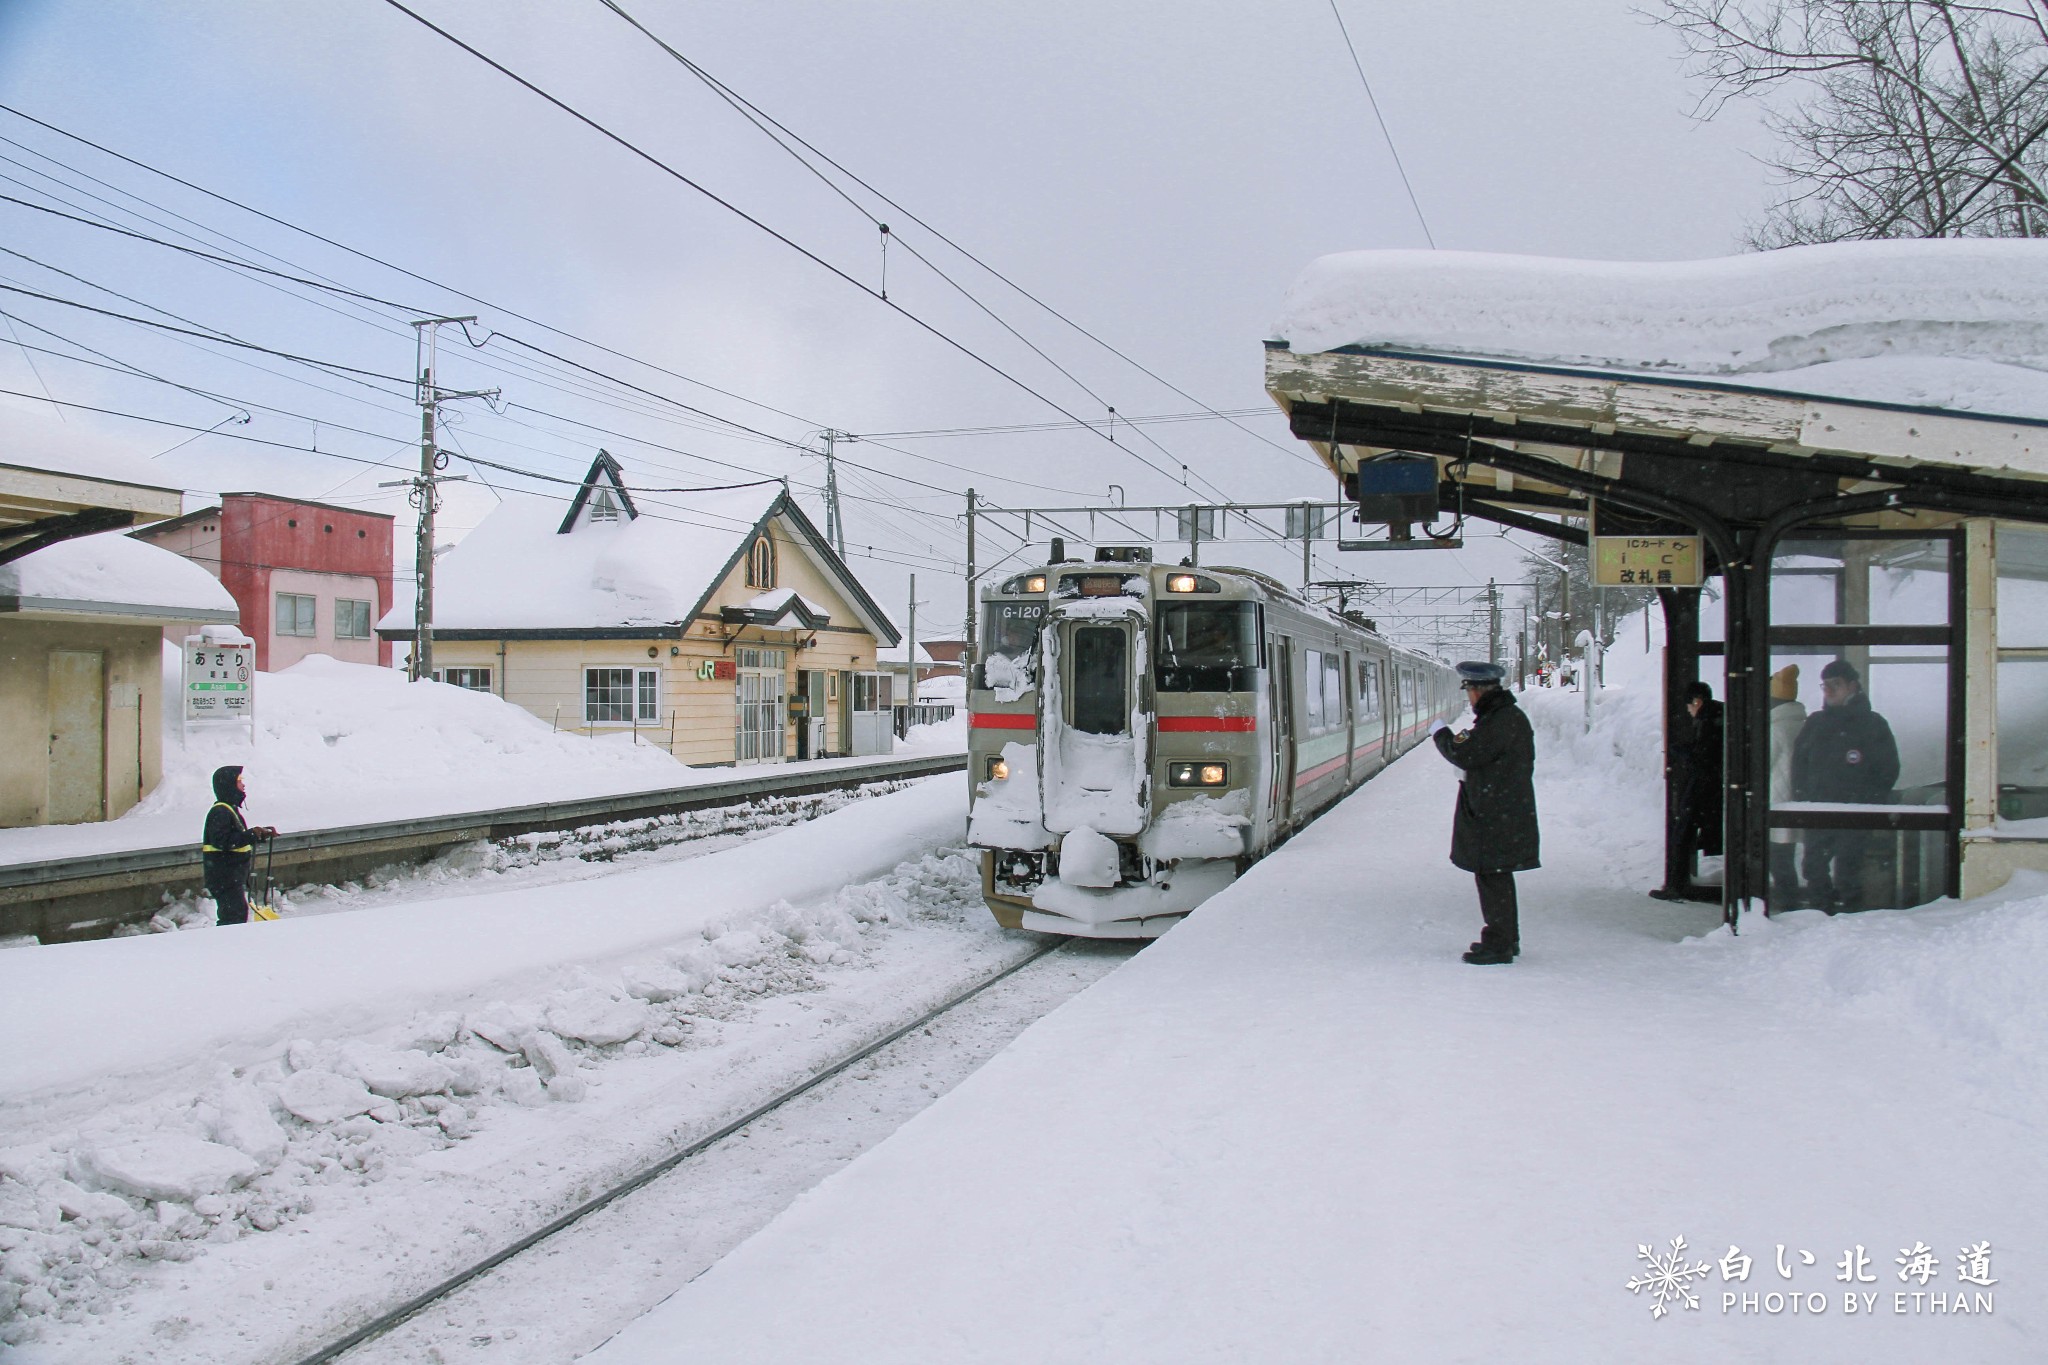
left=334, top=597, right=373, bottom=640
left=585, top=665, right=661, bottom=724
left=275, top=592, right=317, bottom=638
left=443, top=666, right=493, bottom=692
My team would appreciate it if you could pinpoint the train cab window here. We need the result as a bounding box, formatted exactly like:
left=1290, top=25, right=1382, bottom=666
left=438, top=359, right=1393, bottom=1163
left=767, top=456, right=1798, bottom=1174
left=1071, top=626, right=1129, bottom=734
left=1155, top=602, right=1260, bottom=692
left=984, top=601, right=1046, bottom=658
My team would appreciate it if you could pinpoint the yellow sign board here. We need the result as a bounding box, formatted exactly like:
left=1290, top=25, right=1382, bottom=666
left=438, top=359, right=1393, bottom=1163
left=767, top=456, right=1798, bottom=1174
left=1594, top=535, right=1702, bottom=588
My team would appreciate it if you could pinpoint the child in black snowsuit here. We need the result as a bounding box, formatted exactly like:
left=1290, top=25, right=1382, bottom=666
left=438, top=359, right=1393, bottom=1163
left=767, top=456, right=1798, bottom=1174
left=201, top=765, right=276, bottom=925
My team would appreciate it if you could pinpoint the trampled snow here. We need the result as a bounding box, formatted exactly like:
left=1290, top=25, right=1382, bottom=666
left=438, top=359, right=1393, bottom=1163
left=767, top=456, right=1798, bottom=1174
left=591, top=617, right=2046, bottom=1364
left=0, top=529, right=234, bottom=615
left=1270, top=240, right=2048, bottom=421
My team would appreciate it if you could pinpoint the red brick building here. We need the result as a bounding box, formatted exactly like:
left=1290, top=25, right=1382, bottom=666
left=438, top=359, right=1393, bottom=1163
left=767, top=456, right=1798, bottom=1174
left=132, top=493, right=396, bottom=670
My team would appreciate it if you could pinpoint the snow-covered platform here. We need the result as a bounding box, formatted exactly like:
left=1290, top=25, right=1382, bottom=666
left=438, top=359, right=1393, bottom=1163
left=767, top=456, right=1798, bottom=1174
left=591, top=689, right=2046, bottom=1363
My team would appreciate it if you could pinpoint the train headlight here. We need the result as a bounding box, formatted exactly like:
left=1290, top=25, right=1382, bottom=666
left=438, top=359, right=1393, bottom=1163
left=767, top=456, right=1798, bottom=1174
left=1025, top=575, right=1047, bottom=593
left=986, top=756, right=1011, bottom=781
left=1168, top=761, right=1229, bottom=787
left=1166, top=574, right=1197, bottom=593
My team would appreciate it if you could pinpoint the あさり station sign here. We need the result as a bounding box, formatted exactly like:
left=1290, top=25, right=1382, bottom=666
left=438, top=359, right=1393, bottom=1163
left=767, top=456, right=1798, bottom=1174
left=183, top=632, right=254, bottom=722
left=1594, top=536, right=1703, bottom=588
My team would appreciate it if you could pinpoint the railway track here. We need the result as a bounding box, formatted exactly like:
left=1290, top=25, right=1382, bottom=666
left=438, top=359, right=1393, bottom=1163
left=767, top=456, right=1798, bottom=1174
left=2, top=751, right=966, bottom=941
left=288, top=938, right=1074, bottom=1365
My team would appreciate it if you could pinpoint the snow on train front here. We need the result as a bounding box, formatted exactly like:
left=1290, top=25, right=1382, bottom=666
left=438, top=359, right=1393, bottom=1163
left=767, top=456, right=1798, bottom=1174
left=967, top=549, right=1260, bottom=938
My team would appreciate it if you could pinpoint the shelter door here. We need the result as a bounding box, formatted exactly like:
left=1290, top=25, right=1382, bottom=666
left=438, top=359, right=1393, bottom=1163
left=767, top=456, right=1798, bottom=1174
left=47, top=650, right=105, bottom=824
left=848, top=671, right=894, bottom=756
left=736, top=647, right=788, bottom=765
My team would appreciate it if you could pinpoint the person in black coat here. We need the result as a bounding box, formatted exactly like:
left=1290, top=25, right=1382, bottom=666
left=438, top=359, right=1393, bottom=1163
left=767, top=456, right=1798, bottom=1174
left=201, top=765, right=276, bottom=926
left=1790, top=659, right=1900, bottom=912
left=1653, top=681, right=1725, bottom=902
left=1431, top=662, right=1539, bottom=964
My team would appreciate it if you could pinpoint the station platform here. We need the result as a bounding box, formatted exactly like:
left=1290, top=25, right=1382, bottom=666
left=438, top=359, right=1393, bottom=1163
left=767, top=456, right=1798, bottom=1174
left=589, top=688, right=2045, bottom=1364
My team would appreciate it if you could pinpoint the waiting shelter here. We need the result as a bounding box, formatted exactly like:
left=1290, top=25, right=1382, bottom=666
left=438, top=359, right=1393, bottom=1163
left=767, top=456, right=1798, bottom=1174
left=1263, top=241, right=2048, bottom=923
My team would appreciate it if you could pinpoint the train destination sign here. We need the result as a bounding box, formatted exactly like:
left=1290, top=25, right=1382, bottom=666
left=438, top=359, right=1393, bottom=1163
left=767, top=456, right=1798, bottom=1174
left=1594, top=535, right=1703, bottom=588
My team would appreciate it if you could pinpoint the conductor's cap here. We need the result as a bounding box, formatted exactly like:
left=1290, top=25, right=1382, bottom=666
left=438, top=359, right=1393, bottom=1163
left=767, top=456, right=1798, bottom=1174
left=1455, top=661, right=1506, bottom=685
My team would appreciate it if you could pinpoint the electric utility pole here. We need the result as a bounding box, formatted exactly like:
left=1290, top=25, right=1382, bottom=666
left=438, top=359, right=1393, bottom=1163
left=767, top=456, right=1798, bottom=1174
left=821, top=429, right=854, bottom=558
left=906, top=572, right=926, bottom=719
left=389, top=317, right=496, bottom=682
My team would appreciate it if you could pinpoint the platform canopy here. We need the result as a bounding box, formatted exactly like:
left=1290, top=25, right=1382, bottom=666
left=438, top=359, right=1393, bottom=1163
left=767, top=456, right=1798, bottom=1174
left=1264, top=241, right=2048, bottom=924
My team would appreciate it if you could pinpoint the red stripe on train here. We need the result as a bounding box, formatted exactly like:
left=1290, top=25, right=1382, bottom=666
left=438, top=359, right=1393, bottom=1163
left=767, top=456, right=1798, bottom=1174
left=969, top=712, right=1038, bottom=729
left=1157, top=715, right=1258, bottom=733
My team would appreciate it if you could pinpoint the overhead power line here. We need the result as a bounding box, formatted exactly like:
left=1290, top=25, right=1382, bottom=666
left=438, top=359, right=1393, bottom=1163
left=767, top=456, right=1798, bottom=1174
left=1326, top=0, right=1436, bottom=249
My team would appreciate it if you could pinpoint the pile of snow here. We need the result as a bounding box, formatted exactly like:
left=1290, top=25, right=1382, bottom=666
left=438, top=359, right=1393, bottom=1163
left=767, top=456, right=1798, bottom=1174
left=0, top=529, right=234, bottom=615
left=0, top=839, right=984, bottom=1346
left=139, top=650, right=686, bottom=830
left=1271, top=240, right=2048, bottom=420
left=0, top=779, right=980, bottom=1347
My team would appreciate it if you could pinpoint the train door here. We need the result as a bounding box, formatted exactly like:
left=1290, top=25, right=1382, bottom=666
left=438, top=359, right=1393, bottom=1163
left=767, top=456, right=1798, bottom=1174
left=1041, top=604, right=1149, bottom=836
left=1268, top=635, right=1295, bottom=830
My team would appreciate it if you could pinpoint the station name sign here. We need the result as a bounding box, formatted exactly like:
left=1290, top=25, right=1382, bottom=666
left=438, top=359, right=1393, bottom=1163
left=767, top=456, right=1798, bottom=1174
left=1594, top=535, right=1703, bottom=588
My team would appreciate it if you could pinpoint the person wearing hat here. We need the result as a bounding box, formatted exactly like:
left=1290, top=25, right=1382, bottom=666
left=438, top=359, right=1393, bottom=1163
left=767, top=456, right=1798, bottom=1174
left=1430, top=661, right=1539, bottom=964
left=201, top=765, right=277, bottom=926
left=1790, top=659, right=1899, bottom=912
left=1766, top=664, right=1808, bottom=905
left=1652, top=680, right=1725, bottom=902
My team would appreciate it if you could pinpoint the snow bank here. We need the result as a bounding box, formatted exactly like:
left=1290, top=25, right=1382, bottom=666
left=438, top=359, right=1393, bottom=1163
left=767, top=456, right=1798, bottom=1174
left=1271, top=241, right=2048, bottom=419
left=0, top=776, right=967, bottom=1112
left=0, top=529, right=234, bottom=614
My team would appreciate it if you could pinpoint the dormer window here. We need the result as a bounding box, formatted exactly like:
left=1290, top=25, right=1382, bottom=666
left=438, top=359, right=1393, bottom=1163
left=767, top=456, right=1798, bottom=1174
left=746, top=535, right=777, bottom=588
left=589, top=487, right=620, bottom=523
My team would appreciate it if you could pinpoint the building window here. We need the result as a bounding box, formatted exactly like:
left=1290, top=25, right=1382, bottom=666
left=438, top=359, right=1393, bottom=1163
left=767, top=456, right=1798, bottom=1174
left=746, top=535, right=777, bottom=588
left=589, top=487, right=621, bottom=523
left=443, top=667, right=492, bottom=692
left=586, top=666, right=659, bottom=723
left=335, top=598, right=373, bottom=639
left=275, top=593, right=316, bottom=637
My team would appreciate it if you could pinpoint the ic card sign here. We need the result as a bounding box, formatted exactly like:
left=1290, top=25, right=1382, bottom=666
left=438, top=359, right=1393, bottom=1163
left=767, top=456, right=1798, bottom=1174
left=1594, top=535, right=1703, bottom=588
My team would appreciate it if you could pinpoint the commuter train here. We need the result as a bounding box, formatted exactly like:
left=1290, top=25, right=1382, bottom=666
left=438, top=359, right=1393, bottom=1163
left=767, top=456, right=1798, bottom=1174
left=966, top=548, right=1460, bottom=938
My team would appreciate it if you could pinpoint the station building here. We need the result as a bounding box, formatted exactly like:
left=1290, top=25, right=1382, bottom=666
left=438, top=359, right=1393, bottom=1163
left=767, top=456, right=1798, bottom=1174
left=0, top=457, right=237, bottom=827
left=131, top=492, right=396, bottom=671
left=1263, top=241, right=2048, bottom=921
left=380, top=452, right=902, bottom=766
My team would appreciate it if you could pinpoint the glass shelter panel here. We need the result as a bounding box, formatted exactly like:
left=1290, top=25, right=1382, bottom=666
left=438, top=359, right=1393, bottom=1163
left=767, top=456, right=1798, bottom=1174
left=1769, top=538, right=1950, bottom=626
left=1996, top=527, right=2048, bottom=818
left=1995, top=526, right=2048, bottom=649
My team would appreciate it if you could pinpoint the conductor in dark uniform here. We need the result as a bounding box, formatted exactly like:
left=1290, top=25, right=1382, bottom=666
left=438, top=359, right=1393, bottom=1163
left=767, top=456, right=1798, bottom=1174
left=1431, top=661, right=1540, bottom=964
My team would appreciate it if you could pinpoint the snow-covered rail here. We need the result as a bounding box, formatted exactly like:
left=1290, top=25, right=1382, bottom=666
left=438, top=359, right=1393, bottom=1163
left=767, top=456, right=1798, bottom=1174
left=288, top=939, right=1066, bottom=1365
left=2, top=753, right=967, bottom=942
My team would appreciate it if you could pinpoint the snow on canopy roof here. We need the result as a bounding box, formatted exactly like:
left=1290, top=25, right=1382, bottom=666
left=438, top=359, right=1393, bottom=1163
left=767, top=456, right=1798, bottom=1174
left=1, top=529, right=236, bottom=616
left=386, top=485, right=788, bottom=632
left=1270, top=240, right=2048, bottom=421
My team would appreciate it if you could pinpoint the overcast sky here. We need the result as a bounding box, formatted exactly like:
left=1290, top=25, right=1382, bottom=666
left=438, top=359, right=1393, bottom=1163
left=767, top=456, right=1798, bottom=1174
left=0, top=0, right=1772, bottom=643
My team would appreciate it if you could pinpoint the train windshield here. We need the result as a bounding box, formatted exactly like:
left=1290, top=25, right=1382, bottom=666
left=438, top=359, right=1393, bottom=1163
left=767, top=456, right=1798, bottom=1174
left=982, top=601, right=1045, bottom=659
left=1154, top=602, right=1260, bottom=692
left=1070, top=626, right=1129, bottom=734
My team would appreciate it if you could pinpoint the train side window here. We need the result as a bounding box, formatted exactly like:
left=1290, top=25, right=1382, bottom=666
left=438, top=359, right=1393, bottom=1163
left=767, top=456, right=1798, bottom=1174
left=1303, top=649, right=1325, bottom=730
left=1323, top=652, right=1343, bottom=729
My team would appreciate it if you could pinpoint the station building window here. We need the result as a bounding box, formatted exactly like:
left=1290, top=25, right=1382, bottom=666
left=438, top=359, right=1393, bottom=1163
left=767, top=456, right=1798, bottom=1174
left=746, top=535, right=777, bottom=589
left=586, top=666, right=659, bottom=724
left=442, top=667, right=492, bottom=692
left=1995, top=525, right=2048, bottom=822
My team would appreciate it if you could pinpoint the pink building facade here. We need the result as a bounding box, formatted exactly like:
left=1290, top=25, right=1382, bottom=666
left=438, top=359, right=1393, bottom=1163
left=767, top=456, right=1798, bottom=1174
left=133, top=493, right=396, bottom=670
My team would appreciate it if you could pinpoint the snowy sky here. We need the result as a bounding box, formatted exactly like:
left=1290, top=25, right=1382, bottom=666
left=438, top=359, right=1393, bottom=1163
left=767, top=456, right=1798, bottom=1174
left=0, top=0, right=1771, bottom=638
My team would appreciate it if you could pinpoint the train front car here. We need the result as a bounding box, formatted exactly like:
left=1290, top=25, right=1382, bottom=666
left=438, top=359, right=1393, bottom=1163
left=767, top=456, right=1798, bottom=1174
left=967, top=552, right=1261, bottom=938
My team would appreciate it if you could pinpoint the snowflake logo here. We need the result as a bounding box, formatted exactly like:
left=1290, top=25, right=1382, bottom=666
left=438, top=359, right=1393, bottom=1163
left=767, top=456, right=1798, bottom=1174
left=1627, top=1236, right=1713, bottom=1319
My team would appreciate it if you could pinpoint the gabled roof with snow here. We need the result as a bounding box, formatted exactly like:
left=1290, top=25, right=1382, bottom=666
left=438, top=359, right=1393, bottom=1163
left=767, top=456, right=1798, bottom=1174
left=0, top=529, right=238, bottom=622
left=380, top=472, right=897, bottom=642
left=1270, top=240, right=2048, bottom=423
left=555, top=449, right=637, bottom=533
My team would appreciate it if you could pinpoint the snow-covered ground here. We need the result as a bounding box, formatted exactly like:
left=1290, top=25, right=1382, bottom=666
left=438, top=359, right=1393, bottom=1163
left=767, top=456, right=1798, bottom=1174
left=0, top=651, right=964, bottom=868
left=0, top=776, right=1032, bottom=1361
left=590, top=647, right=2045, bottom=1363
